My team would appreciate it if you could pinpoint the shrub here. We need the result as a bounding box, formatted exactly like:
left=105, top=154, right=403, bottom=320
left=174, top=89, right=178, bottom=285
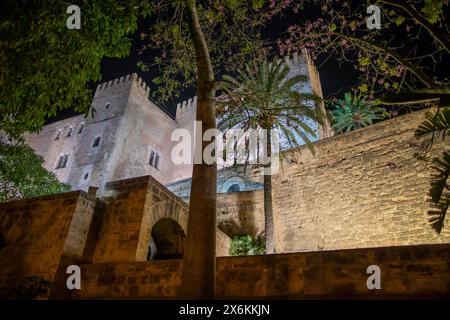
left=230, top=235, right=265, bottom=256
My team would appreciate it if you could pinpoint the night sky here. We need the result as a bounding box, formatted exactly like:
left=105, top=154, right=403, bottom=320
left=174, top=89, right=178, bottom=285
left=46, top=4, right=360, bottom=123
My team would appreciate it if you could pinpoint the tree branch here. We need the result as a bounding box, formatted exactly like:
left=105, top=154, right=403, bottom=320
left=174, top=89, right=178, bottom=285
left=378, top=0, right=450, bottom=54
left=341, top=33, right=437, bottom=88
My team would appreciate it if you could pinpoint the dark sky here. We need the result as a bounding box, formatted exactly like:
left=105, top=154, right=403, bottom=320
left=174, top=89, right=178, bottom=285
left=47, top=3, right=359, bottom=123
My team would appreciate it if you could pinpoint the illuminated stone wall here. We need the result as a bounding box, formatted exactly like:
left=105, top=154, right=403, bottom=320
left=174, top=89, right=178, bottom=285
left=272, top=109, right=450, bottom=252
left=76, top=243, right=450, bottom=299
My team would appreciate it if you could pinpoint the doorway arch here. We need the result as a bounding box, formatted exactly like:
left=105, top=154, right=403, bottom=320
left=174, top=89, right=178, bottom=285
left=149, top=218, right=186, bottom=260
left=140, top=200, right=189, bottom=261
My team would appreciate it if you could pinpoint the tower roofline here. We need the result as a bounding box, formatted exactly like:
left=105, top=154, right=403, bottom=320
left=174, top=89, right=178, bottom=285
left=95, top=73, right=150, bottom=96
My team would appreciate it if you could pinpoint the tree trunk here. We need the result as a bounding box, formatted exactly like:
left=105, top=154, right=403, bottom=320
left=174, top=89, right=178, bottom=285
left=264, top=130, right=275, bottom=254
left=180, top=0, right=217, bottom=299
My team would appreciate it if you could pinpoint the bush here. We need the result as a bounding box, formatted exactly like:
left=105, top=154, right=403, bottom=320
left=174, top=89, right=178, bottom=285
left=230, top=235, right=265, bottom=256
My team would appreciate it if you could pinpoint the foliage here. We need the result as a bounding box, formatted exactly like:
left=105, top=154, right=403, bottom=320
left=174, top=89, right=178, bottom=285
left=8, top=276, right=54, bottom=300
left=421, top=0, right=445, bottom=24
left=426, top=150, right=450, bottom=233
left=279, top=0, right=449, bottom=102
left=230, top=235, right=265, bottom=256
left=0, top=139, right=71, bottom=203
left=416, top=107, right=450, bottom=141
left=331, top=92, right=385, bottom=132
left=217, top=57, right=324, bottom=153
left=138, top=0, right=292, bottom=101
left=0, top=0, right=152, bottom=139
left=415, top=108, right=450, bottom=233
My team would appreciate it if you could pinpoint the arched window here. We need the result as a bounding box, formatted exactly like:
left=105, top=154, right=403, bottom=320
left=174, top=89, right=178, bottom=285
left=228, top=184, right=241, bottom=192
left=222, top=176, right=245, bottom=193
left=54, top=130, right=61, bottom=140
left=66, top=127, right=72, bottom=137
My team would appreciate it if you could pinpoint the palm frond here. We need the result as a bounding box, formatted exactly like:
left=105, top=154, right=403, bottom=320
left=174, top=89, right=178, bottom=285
left=427, top=150, right=450, bottom=233
left=218, top=56, right=324, bottom=160
left=415, top=108, right=450, bottom=141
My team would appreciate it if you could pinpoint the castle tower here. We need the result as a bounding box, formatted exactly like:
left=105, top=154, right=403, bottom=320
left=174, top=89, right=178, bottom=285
left=26, top=73, right=192, bottom=195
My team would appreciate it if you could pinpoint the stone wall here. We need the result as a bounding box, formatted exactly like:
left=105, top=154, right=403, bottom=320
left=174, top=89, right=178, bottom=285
left=217, top=190, right=264, bottom=238
left=0, top=191, right=97, bottom=298
left=0, top=175, right=231, bottom=299
left=76, top=243, right=450, bottom=299
left=272, top=109, right=450, bottom=252
left=94, top=175, right=231, bottom=263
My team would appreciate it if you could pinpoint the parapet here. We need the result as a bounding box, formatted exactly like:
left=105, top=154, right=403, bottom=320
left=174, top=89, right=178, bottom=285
left=175, top=95, right=197, bottom=121
left=284, top=51, right=304, bottom=66
left=95, top=73, right=150, bottom=96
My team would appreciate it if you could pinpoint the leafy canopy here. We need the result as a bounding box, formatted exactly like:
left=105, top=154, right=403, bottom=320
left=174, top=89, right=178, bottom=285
left=0, top=140, right=71, bottom=203
left=138, top=0, right=291, bottom=101
left=0, top=0, right=152, bottom=139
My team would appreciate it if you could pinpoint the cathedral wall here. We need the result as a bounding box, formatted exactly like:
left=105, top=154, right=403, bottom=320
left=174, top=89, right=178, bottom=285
left=273, top=109, right=450, bottom=253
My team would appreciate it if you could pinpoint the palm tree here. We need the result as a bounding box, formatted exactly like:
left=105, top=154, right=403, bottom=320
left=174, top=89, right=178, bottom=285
left=331, top=92, right=384, bottom=133
left=217, top=57, right=325, bottom=253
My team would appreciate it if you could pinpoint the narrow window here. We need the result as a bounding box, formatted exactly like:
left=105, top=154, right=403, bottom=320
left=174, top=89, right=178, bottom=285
left=55, top=130, right=61, bottom=140
left=149, top=150, right=160, bottom=169
left=154, top=154, right=160, bottom=169
left=77, top=124, right=84, bottom=134
left=92, top=137, right=101, bottom=148
left=149, top=151, right=155, bottom=167
left=83, top=173, right=89, bottom=180
left=66, top=127, right=72, bottom=137
left=56, top=155, right=69, bottom=169
left=105, top=103, right=110, bottom=109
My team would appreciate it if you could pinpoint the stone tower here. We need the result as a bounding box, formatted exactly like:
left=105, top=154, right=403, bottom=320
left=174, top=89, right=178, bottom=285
left=25, top=74, right=191, bottom=195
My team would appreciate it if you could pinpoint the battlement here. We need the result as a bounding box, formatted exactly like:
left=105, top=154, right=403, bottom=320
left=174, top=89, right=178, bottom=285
left=175, top=95, right=197, bottom=120
left=284, top=51, right=303, bottom=66
left=96, top=73, right=150, bottom=96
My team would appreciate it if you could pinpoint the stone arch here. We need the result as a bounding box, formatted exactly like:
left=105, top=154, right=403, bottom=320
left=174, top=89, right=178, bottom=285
left=137, top=200, right=188, bottom=261
left=221, top=176, right=245, bottom=193
left=149, top=218, right=186, bottom=260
